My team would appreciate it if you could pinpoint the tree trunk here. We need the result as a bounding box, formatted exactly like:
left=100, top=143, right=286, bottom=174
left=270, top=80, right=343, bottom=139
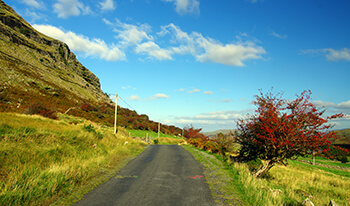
left=253, top=160, right=274, bottom=178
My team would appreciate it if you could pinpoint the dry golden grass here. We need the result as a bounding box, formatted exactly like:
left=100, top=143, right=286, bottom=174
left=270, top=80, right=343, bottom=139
left=158, top=137, right=184, bottom=145
left=228, top=159, right=350, bottom=205
left=0, top=112, right=147, bottom=205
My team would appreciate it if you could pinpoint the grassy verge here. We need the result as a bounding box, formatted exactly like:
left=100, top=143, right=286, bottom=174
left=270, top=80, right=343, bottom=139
left=0, top=113, right=147, bottom=206
left=296, top=155, right=350, bottom=168
left=289, top=160, right=350, bottom=178
left=183, top=145, right=350, bottom=206
left=182, top=145, right=244, bottom=205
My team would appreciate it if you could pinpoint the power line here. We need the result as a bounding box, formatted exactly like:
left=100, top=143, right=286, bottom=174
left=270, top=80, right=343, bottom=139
left=118, top=95, right=137, bottom=111
left=107, top=93, right=137, bottom=112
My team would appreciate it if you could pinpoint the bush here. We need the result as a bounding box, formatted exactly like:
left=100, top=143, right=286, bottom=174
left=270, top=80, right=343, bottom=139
left=83, top=124, right=95, bottom=133
left=81, top=103, right=97, bottom=112
left=24, top=102, right=58, bottom=120
left=82, top=124, right=103, bottom=140
left=337, top=156, right=349, bottom=163
left=153, top=139, right=159, bottom=144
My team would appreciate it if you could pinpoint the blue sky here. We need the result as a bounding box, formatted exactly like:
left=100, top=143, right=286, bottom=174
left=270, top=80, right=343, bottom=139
left=7, top=0, right=350, bottom=132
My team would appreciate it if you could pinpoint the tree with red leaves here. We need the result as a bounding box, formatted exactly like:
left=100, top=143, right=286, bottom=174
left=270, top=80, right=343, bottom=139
left=183, top=125, right=208, bottom=140
left=236, top=90, right=344, bottom=178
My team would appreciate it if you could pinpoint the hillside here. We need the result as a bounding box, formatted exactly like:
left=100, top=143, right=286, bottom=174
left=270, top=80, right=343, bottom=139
left=0, top=0, right=111, bottom=109
left=203, top=129, right=236, bottom=137
left=333, top=128, right=350, bottom=145
left=0, top=1, right=181, bottom=135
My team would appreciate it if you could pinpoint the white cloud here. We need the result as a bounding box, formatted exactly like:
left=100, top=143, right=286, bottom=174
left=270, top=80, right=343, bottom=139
left=312, top=100, right=350, bottom=117
left=174, top=110, right=250, bottom=129
left=203, top=91, right=213, bottom=95
left=324, top=48, right=350, bottom=61
left=129, top=95, right=140, bottom=101
left=336, top=100, right=350, bottom=109
left=33, top=24, right=125, bottom=61
left=152, top=93, right=170, bottom=99
left=312, top=100, right=336, bottom=108
left=301, top=48, right=350, bottom=62
left=162, top=0, right=200, bottom=15
left=135, top=41, right=173, bottom=60
left=220, top=99, right=233, bottom=103
left=21, top=0, right=42, bottom=9
left=106, top=18, right=153, bottom=47
left=196, top=40, right=266, bottom=66
left=122, top=85, right=135, bottom=90
left=129, top=93, right=170, bottom=101
left=102, top=19, right=266, bottom=65
left=25, top=9, right=43, bottom=22
left=160, top=23, right=266, bottom=66
left=176, top=88, right=186, bottom=92
left=270, top=31, right=287, bottom=39
left=313, top=100, right=350, bottom=109
left=53, top=0, right=91, bottom=19
left=188, top=88, right=200, bottom=94
left=99, top=0, right=116, bottom=11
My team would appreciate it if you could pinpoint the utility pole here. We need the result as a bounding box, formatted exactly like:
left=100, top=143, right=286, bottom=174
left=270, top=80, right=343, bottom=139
left=158, top=121, right=160, bottom=138
left=114, top=93, right=118, bottom=134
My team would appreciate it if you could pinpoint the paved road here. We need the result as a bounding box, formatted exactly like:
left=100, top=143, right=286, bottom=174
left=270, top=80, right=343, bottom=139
left=73, top=145, right=215, bottom=206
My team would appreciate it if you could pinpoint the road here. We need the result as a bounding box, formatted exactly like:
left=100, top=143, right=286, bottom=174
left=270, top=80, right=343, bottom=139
left=72, top=145, right=216, bottom=206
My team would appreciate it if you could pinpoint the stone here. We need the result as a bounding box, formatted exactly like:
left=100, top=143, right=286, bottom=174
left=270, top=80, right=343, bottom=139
left=302, top=198, right=315, bottom=206
left=328, top=200, right=339, bottom=206
left=270, top=188, right=283, bottom=197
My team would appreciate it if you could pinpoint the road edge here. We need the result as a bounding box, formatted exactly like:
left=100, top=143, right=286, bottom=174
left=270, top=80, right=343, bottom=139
left=182, top=145, right=245, bottom=206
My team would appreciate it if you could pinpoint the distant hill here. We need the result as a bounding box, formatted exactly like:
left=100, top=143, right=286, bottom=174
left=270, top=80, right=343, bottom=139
left=332, top=128, right=350, bottom=145
left=203, top=128, right=350, bottom=145
left=203, top=129, right=236, bottom=137
left=0, top=0, right=181, bottom=135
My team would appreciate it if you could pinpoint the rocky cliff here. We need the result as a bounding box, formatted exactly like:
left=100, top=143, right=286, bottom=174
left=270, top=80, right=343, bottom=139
left=0, top=0, right=112, bottom=113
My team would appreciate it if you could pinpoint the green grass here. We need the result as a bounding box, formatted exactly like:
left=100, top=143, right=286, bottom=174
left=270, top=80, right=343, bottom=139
left=289, top=160, right=350, bottom=178
left=0, top=113, right=147, bottom=206
left=183, top=145, right=350, bottom=206
left=296, top=155, right=350, bottom=168
left=127, top=129, right=181, bottom=139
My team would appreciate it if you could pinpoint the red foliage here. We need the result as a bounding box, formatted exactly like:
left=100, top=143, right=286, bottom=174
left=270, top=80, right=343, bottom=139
left=184, top=125, right=227, bottom=155
left=24, top=102, right=58, bottom=119
left=183, top=125, right=207, bottom=140
left=236, top=89, right=344, bottom=177
left=81, top=103, right=97, bottom=112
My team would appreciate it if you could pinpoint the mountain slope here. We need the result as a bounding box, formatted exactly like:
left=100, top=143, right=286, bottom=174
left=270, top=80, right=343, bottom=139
left=0, top=0, right=111, bottom=114
left=0, top=1, right=183, bottom=135
left=333, top=128, right=350, bottom=145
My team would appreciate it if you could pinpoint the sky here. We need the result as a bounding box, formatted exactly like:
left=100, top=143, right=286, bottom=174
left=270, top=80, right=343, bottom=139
left=6, top=0, right=350, bottom=132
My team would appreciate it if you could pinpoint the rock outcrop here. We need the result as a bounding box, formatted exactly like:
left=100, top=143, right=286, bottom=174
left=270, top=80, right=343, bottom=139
left=0, top=0, right=111, bottom=111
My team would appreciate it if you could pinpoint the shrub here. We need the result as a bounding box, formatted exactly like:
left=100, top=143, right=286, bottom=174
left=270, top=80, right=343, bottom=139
left=83, top=124, right=95, bottom=133
left=338, top=156, right=349, bottom=163
left=81, top=103, right=97, bottom=112
left=153, top=139, right=159, bottom=144
left=82, top=124, right=104, bottom=140
left=24, top=102, right=58, bottom=119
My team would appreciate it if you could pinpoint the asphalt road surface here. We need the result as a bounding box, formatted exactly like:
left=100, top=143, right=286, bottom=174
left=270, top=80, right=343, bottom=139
left=73, top=145, right=216, bottom=206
